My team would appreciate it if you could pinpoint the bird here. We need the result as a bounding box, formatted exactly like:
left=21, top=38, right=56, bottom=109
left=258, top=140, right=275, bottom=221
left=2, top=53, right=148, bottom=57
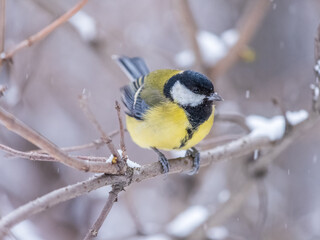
left=114, top=56, right=222, bottom=175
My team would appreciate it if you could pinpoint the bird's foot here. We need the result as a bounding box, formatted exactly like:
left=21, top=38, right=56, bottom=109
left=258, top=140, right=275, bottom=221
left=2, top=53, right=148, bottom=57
left=185, top=147, right=200, bottom=175
left=152, top=147, right=170, bottom=174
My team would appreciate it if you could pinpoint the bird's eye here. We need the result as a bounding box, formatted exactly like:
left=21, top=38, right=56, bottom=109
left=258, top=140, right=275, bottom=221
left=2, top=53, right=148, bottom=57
left=192, top=88, right=200, bottom=93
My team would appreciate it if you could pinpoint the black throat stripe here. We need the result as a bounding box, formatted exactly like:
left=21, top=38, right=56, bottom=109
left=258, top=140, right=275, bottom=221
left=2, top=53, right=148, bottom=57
left=177, top=127, right=195, bottom=149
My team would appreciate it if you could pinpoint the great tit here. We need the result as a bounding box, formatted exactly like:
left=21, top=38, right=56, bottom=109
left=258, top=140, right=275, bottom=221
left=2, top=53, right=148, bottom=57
left=114, top=56, right=222, bottom=174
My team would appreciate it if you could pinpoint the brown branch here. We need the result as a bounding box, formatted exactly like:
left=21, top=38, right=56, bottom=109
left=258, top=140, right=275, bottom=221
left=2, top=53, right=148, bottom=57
left=83, top=184, right=124, bottom=239
left=210, top=0, right=270, bottom=78
left=115, top=101, right=127, bottom=160
left=255, top=181, right=268, bottom=239
left=0, top=174, right=128, bottom=238
left=0, top=107, right=119, bottom=173
left=176, top=0, right=208, bottom=75
left=0, top=143, right=121, bottom=164
left=29, top=129, right=121, bottom=154
left=0, top=85, right=7, bottom=97
left=0, top=0, right=5, bottom=53
left=123, top=190, right=145, bottom=235
left=313, top=25, right=320, bottom=112
left=0, top=0, right=88, bottom=66
left=78, top=93, right=122, bottom=168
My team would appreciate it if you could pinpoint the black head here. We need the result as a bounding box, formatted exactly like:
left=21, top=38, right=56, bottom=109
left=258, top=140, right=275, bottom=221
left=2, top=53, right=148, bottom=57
left=164, top=70, right=222, bottom=107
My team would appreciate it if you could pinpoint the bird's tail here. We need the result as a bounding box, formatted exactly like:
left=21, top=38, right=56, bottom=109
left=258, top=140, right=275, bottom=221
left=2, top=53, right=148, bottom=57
left=112, top=55, right=150, bottom=82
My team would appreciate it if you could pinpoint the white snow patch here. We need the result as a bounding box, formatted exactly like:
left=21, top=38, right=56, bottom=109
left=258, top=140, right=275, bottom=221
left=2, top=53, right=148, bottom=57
left=207, top=226, right=229, bottom=240
left=142, top=234, right=171, bottom=240
left=253, top=149, right=259, bottom=160
left=175, top=29, right=238, bottom=68
left=127, top=159, right=141, bottom=168
left=166, top=205, right=209, bottom=238
left=245, top=90, right=250, bottom=99
left=221, top=29, right=239, bottom=47
left=106, top=154, right=114, bottom=163
left=246, top=110, right=308, bottom=141
left=127, top=235, right=171, bottom=240
left=246, top=115, right=285, bottom=141
left=106, top=150, right=141, bottom=168
left=218, top=189, right=230, bottom=203
left=170, top=150, right=187, bottom=158
left=310, top=84, right=320, bottom=100
left=69, top=11, right=97, bottom=42
left=12, top=221, right=42, bottom=240
left=314, top=59, right=320, bottom=76
left=313, top=155, right=318, bottom=164
left=5, top=84, right=20, bottom=106
left=286, top=110, right=308, bottom=125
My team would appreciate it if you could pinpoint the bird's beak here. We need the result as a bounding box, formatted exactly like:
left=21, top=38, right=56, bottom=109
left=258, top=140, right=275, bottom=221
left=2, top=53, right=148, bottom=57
left=208, top=92, right=223, bottom=101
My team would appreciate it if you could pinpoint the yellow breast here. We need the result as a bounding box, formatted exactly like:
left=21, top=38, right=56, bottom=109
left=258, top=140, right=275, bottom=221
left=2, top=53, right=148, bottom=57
left=126, top=102, right=214, bottom=150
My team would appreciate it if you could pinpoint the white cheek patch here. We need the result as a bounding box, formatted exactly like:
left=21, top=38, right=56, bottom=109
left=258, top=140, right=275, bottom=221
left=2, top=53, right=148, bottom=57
left=170, top=81, right=205, bottom=107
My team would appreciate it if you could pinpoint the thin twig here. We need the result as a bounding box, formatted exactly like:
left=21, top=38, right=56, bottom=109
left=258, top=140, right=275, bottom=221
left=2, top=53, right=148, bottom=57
left=0, top=107, right=118, bottom=173
left=255, top=181, right=268, bottom=239
left=0, top=85, right=7, bottom=97
left=29, top=129, right=121, bottom=154
left=123, top=190, right=145, bottom=235
left=313, top=25, right=320, bottom=112
left=0, top=143, right=118, bottom=163
left=210, top=0, right=270, bottom=78
left=0, top=0, right=5, bottom=53
left=115, top=101, right=127, bottom=160
left=272, top=98, right=292, bottom=133
left=84, top=184, right=124, bottom=239
left=0, top=0, right=88, bottom=66
left=176, top=0, right=208, bottom=75
left=78, top=92, right=122, bottom=168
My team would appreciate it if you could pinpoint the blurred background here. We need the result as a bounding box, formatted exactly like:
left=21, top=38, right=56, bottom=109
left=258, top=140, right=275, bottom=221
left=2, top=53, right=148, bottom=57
left=0, top=0, right=320, bottom=239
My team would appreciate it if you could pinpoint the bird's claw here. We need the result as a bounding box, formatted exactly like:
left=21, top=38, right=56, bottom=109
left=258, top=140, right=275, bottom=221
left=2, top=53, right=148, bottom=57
left=186, top=147, right=200, bottom=175
left=152, top=147, right=170, bottom=174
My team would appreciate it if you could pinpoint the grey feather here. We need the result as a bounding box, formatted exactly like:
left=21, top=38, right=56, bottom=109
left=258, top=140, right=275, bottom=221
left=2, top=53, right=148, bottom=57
left=113, top=55, right=149, bottom=81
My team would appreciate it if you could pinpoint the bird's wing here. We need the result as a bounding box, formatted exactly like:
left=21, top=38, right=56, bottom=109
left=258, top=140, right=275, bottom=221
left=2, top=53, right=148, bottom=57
left=121, top=78, right=167, bottom=120
left=121, top=82, right=149, bottom=120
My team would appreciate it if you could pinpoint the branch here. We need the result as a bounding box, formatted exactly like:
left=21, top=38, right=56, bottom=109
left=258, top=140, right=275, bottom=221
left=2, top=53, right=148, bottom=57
left=79, top=92, right=122, bottom=165
left=176, top=0, right=208, bottom=75
left=30, top=129, right=121, bottom=154
left=83, top=184, right=124, bottom=239
left=0, top=0, right=88, bottom=66
left=0, top=174, right=128, bottom=238
left=210, top=0, right=270, bottom=78
left=0, top=112, right=317, bottom=235
left=313, top=25, right=320, bottom=112
left=0, top=143, right=121, bottom=165
left=0, top=107, right=119, bottom=173
left=115, top=101, right=126, bottom=159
